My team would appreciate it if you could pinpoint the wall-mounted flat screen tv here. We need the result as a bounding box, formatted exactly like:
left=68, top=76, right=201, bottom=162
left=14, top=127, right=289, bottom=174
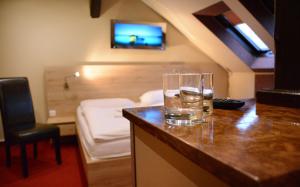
left=111, top=20, right=166, bottom=50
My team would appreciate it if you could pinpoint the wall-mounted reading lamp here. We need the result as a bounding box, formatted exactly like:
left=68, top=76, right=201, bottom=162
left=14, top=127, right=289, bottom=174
left=64, top=72, right=80, bottom=90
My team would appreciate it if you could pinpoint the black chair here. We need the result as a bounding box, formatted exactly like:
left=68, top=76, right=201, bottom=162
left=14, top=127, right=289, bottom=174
left=0, top=77, right=61, bottom=177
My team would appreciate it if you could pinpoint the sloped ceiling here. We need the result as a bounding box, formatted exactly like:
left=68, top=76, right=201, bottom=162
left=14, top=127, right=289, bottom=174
left=142, top=0, right=275, bottom=98
left=142, top=0, right=274, bottom=73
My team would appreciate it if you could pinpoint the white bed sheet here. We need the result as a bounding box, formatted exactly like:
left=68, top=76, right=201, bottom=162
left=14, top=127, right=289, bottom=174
left=81, top=106, right=130, bottom=142
left=76, top=107, right=131, bottom=160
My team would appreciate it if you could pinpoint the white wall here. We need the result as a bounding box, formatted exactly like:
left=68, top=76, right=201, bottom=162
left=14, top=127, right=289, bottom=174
left=0, top=0, right=227, bottom=141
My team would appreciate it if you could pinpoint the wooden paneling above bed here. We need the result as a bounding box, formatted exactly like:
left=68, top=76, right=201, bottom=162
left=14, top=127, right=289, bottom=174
left=45, top=63, right=227, bottom=118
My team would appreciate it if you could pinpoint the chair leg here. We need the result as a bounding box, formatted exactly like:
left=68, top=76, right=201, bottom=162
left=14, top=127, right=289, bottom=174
left=5, top=143, right=11, bottom=167
left=20, top=143, right=28, bottom=178
left=33, top=142, right=38, bottom=160
left=53, top=135, right=62, bottom=165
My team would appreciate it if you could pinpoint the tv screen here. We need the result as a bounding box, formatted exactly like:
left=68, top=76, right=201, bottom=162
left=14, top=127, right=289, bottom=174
left=111, top=20, right=166, bottom=50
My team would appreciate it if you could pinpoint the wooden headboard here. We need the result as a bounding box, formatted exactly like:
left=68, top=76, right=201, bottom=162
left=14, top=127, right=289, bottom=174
left=45, top=63, right=227, bottom=118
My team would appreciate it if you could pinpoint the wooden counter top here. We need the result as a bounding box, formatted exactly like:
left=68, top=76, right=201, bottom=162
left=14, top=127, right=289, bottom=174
left=47, top=116, right=75, bottom=125
left=123, top=101, right=300, bottom=187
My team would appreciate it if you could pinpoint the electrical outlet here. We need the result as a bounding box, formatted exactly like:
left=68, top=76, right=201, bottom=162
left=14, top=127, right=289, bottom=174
left=49, top=110, right=57, bottom=117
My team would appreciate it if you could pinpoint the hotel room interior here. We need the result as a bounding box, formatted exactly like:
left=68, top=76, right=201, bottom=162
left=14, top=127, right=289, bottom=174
left=0, top=0, right=299, bottom=187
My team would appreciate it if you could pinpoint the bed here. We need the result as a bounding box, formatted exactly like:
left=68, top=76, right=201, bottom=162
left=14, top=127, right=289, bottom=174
left=76, top=98, right=137, bottom=187
left=76, top=91, right=164, bottom=187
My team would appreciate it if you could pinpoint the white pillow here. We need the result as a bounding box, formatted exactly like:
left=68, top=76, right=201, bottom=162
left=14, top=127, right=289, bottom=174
left=139, top=89, right=164, bottom=106
left=80, top=98, right=135, bottom=109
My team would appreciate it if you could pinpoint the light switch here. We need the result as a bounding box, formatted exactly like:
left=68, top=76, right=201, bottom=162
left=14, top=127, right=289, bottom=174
left=49, top=110, right=57, bottom=117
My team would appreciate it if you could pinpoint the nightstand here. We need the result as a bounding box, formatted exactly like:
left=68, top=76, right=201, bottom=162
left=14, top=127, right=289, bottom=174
left=47, top=116, right=76, bottom=136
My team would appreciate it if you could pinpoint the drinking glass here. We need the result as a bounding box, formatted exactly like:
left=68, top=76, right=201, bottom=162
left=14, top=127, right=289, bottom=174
left=163, top=73, right=182, bottom=125
left=202, top=73, right=214, bottom=115
left=178, top=73, right=203, bottom=125
left=163, top=73, right=204, bottom=126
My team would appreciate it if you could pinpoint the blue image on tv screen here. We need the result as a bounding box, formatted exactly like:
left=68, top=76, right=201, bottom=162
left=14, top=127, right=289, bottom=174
left=114, top=23, right=163, bottom=48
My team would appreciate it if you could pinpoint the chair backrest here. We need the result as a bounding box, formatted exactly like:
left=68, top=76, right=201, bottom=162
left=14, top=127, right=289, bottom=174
left=0, top=77, right=36, bottom=136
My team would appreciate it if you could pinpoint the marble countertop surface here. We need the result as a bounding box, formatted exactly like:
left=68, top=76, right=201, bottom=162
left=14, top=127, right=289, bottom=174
left=123, top=100, right=300, bottom=187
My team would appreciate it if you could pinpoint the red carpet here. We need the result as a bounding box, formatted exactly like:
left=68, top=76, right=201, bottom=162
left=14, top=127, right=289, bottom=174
left=0, top=140, right=87, bottom=187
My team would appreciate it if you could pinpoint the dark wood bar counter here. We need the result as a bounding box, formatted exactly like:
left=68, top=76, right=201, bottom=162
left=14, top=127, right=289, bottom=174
left=123, top=101, right=300, bottom=187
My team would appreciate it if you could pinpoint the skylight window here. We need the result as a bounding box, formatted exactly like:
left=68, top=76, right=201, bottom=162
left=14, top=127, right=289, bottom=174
left=216, top=13, right=271, bottom=55
left=234, top=23, right=270, bottom=52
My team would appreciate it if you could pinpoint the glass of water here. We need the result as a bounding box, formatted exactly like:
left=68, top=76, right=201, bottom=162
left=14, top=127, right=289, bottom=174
left=202, top=73, right=214, bottom=115
left=163, top=73, right=204, bottom=126
left=178, top=73, right=203, bottom=125
left=163, top=73, right=182, bottom=125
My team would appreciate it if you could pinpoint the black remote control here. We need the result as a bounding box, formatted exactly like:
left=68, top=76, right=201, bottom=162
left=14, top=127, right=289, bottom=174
left=213, top=98, right=245, bottom=110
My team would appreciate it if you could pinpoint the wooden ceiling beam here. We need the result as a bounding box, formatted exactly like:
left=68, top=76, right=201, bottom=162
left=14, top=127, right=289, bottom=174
left=90, top=0, right=101, bottom=18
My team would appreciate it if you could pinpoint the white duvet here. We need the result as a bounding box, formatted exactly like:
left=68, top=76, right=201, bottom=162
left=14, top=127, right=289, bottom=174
left=81, top=106, right=129, bottom=142
left=80, top=98, right=135, bottom=142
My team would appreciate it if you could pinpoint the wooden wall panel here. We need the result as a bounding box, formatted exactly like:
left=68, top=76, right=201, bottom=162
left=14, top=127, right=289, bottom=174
left=45, top=63, right=209, bottom=118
